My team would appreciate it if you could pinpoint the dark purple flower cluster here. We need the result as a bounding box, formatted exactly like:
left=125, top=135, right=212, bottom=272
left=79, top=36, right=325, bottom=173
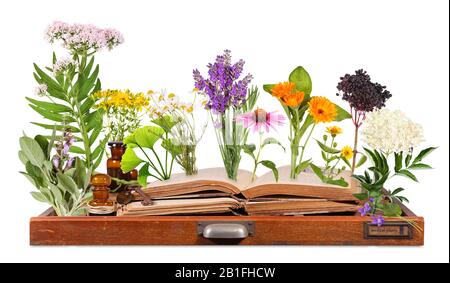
left=336, top=69, right=392, bottom=112
left=52, top=129, right=75, bottom=172
left=193, top=50, right=253, bottom=113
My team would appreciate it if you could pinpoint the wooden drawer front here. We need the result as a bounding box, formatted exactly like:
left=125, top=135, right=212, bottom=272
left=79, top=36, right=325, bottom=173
left=30, top=215, right=424, bottom=246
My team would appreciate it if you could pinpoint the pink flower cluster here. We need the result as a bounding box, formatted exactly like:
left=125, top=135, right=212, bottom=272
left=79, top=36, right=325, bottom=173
left=45, top=21, right=124, bottom=54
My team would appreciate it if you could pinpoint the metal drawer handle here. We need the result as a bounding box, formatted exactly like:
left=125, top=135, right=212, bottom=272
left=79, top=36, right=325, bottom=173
left=198, top=222, right=254, bottom=239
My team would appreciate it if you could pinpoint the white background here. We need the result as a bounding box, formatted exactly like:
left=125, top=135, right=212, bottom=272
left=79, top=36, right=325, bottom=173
left=0, top=0, right=448, bottom=263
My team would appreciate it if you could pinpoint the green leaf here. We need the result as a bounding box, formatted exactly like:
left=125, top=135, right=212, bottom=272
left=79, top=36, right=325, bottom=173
left=31, top=122, right=80, bottom=133
left=26, top=97, right=72, bottom=113
left=381, top=203, right=402, bottom=217
left=333, top=104, right=352, bottom=121
left=353, top=193, right=369, bottom=201
left=405, top=153, right=412, bottom=167
left=134, top=126, right=165, bottom=148
left=262, top=84, right=275, bottom=94
left=396, top=169, right=418, bottom=182
left=85, top=110, right=103, bottom=132
left=121, top=148, right=144, bottom=173
left=25, top=161, right=46, bottom=187
left=408, top=163, right=432, bottom=170
left=262, top=137, right=285, bottom=151
left=78, top=65, right=99, bottom=101
left=296, top=159, right=312, bottom=174
left=392, top=187, right=405, bottom=195
left=31, top=192, right=49, bottom=203
left=20, top=136, right=46, bottom=167
left=18, top=151, right=29, bottom=165
left=34, top=135, right=49, bottom=160
left=161, top=139, right=182, bottom=156
left=73, top=158, right=88, bottom=190
left=29, top=104, right=74, bottom=123
left=242, top=144, right=256, bottom=158
left=33, top=63, right=64, bottom=92
left=260, top=160, right=279, bottom=182
left=316, top=140, right=340, bottom=154
left=288, top=66, right=312, bottom=95
left=138, top=163, right=150, bottom=187
left=325, top=178, right=349, bottom=187
left=56, top=172, right=79, bottom=194
left=89, top=126, right=102, bottom=146
left=80, top=97, right=96, bottom=114
left=394, top=152, right=403, bottom=173
left=69, top=146, right=86, bottom=154
left=412, top=147, right=437, bottom=165
left=356, top=154, right=367, bottom=168
left=310, top=163, right=325, bottom=181
left=152, top=116, right=178, bottom=133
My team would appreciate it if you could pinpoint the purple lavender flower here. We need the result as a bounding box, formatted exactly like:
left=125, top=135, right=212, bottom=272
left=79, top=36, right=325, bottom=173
left=193, top=50, right=253, bottom=114
left=371, top=215, right=385, bottom=227
left=358, top=202, right=372, bottom=216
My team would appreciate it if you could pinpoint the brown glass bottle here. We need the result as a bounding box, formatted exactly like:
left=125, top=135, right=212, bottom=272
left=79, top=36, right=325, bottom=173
left=107, top=142, right=138, bottom=192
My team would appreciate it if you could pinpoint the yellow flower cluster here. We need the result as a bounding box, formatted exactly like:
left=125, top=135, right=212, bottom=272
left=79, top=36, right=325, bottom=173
left=94, top=89, right=149, bottom=111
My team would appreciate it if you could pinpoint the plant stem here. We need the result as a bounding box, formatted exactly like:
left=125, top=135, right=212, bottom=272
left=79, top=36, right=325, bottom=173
left=251, top=132, right=263, bottom=182
left=298, top=123, right=316, bottom=172
left=351, top=124, right=360, bottom=173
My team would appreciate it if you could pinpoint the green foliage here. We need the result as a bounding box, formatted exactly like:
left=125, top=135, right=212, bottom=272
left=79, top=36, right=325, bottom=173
left=31, top=53, right=107, bottom=170
left=353, top=147, right=435, bottom=218
left=19, top=133, right=92, bottom=216
left=243, top=136, right=284, bottom=182
left=121, top=119, right=178, bottom=186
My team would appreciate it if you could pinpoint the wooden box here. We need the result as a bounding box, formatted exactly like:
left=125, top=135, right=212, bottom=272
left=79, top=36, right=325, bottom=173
left=30, top=203, right=424, bottom=246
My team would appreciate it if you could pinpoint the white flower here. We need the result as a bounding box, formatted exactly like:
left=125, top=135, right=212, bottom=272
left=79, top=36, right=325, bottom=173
left=53, top=57, right=76, bottom=75
left=34, top=84, right=48, bottom=97
left=362, top=109, right=424, bottom=153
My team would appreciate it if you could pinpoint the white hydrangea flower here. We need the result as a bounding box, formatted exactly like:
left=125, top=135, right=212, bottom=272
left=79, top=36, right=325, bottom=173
left=362, top=109, right=424, bottom=153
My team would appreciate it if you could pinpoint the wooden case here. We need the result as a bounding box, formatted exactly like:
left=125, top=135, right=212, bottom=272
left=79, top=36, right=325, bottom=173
left=30, top=203, right=424, bottom=246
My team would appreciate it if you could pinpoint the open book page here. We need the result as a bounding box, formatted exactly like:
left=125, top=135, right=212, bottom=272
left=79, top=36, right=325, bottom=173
left=141, top=168, right=254, bottom=198
left=117, top=197, right=241, bottom=216
left=241, top=165, right=359, bottom=201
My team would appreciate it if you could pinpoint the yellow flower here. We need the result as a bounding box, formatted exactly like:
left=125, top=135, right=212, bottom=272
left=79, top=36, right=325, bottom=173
left=308, top=96, right=337, bottom=124
left=326, top=125, right=343, bottom=136
left=341, top=146, right=354, bottom=160
left=147, top=90, right=154, bottom=95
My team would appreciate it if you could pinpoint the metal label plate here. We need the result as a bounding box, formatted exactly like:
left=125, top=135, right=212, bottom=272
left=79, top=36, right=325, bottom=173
left=364, top=222, right=412, bottom=239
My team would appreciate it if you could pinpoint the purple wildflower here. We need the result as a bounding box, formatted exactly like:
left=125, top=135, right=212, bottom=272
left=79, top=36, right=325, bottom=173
left=369, top=197, right=375, bottom=203
left=193, top=50, right=253, bottom=114
left=371, top=215, right=385, bottom=227
left=52, top=156, right=60, bottom=169
left=358, top=202, right=372, bottom=216
left=64, top=157, right=75, bottom=171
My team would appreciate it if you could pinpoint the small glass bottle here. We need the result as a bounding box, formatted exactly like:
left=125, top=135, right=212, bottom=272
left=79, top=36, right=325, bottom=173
left=107, top=142, right=127, bottom=191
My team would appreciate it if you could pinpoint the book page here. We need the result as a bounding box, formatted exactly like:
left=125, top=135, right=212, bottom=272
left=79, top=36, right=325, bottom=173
left=245, top=165, right=356, bottom=190
left=147, top=168, right=254, bottom=191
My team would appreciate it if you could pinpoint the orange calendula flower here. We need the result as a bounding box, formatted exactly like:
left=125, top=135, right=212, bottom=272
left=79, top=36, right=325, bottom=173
left=271, top=82, right=305, bottom=107
left=341, top=146, right=354, bottom=160
left=326, top=125, right=343, bottom=136
left=308, top=96, right=337, bottom=123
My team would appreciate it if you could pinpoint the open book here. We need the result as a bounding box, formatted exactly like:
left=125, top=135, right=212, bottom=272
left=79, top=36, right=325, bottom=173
left=117, top=166, right=360, bottom=216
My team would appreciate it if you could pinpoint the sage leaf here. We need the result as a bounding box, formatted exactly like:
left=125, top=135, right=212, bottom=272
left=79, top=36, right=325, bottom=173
left=20, top=137, right=45, bottom=167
